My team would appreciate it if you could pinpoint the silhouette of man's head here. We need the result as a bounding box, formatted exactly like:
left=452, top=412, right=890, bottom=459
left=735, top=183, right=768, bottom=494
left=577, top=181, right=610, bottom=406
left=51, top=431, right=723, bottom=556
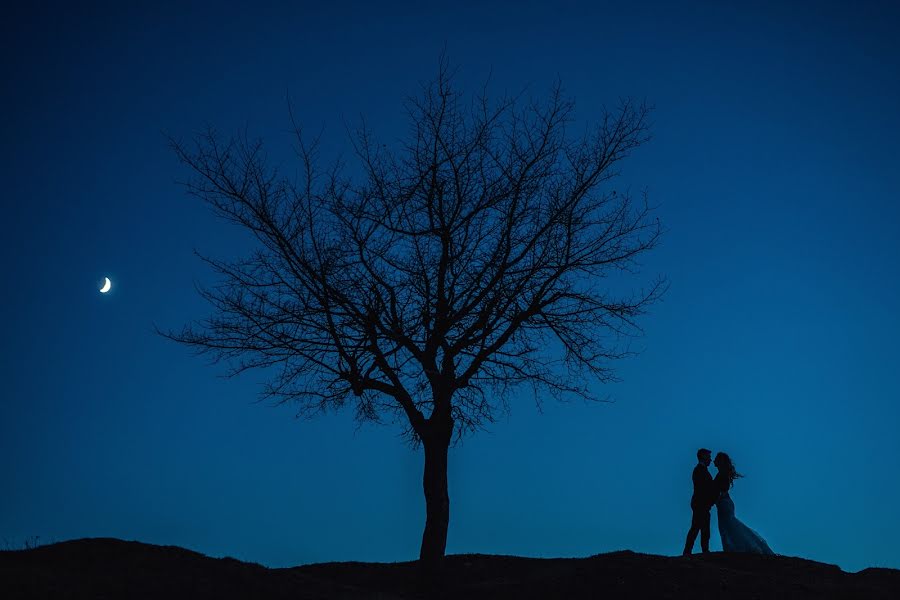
left=697, top=448, right=712, bottom=466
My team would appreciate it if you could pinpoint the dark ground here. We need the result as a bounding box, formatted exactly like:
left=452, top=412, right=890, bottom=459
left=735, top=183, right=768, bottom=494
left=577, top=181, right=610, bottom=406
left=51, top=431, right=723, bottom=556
left=2, top=538, right=898, bottom=599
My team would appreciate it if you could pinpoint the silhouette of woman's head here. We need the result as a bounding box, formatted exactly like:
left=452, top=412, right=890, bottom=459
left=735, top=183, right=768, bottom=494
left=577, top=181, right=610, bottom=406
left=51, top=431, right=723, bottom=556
left=714, top=452, right=743, bottom=489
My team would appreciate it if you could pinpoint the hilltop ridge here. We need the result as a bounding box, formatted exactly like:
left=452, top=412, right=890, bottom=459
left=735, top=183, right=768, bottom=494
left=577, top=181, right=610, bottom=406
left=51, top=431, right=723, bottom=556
left=2, top=537, right=898, bottom=599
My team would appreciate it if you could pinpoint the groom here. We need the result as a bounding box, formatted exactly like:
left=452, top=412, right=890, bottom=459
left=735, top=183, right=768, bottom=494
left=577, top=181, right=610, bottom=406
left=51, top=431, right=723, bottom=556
left=683, top=448, right=716, bottom=555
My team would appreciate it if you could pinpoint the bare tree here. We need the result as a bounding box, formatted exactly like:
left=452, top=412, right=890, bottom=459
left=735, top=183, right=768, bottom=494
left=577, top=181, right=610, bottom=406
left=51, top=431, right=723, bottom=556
left=164, top=61, right=664, bottom=570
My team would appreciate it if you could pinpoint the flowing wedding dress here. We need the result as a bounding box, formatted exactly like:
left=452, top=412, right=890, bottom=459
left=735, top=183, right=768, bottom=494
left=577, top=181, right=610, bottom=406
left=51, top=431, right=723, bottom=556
left=716, top=487, right=774, bottom=554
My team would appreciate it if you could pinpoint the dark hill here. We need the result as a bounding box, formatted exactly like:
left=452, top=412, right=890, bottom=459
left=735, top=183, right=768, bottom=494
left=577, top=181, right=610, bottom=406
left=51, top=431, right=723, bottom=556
left=2, top=538, right=898, bottom=599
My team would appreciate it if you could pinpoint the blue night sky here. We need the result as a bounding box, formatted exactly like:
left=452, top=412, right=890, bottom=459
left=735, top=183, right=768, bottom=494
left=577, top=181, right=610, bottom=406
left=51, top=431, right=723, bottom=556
left=3, top=1, right=899, bottom=572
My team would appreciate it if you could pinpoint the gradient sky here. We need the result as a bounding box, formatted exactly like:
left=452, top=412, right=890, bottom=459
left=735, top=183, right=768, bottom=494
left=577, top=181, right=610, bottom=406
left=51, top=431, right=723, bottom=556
left=3, top=1, right=899, bottom=572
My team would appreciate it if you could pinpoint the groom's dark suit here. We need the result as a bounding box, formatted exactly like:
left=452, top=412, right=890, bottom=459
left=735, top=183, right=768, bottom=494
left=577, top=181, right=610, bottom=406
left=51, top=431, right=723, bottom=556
left=683, top=463, right=716, bottom=554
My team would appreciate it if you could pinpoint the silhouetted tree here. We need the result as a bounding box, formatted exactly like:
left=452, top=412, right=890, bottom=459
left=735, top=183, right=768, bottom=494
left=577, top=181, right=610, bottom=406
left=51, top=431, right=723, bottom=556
left=165, top=60, right=664, bottom=571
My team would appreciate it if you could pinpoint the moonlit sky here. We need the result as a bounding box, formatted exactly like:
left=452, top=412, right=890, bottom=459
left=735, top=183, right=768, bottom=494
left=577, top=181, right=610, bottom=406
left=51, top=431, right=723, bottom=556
left=3, top=1, right=899, bottom=572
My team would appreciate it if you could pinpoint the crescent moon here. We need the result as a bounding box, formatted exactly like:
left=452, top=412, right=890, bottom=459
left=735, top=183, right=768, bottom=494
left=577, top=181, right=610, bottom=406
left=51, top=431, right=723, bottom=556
left=99, top=277, right=111, bottom=293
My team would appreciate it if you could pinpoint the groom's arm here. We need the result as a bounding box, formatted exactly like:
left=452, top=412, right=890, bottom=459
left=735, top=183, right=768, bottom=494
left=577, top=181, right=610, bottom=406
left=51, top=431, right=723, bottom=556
left=705, top=473, right=718, bottom=507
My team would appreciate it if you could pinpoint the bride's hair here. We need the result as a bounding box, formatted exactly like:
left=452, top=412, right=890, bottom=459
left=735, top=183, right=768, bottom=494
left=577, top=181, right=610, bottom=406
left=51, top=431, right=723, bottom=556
left=714, top=452, right=744, bottom=488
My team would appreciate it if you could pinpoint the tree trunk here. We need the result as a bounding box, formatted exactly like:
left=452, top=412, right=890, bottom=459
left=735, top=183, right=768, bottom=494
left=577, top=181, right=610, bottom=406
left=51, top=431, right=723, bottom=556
left=418, top=417, right=452, bottom=570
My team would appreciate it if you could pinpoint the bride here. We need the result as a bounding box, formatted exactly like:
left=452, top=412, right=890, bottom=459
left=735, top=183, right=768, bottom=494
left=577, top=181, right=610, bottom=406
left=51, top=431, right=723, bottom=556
left=713, top=452, right=774, bottom=555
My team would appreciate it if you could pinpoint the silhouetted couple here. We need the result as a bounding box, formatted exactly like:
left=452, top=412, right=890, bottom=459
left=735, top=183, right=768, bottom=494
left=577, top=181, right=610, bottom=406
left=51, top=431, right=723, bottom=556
left=683, top=448, right=774, bottom=556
